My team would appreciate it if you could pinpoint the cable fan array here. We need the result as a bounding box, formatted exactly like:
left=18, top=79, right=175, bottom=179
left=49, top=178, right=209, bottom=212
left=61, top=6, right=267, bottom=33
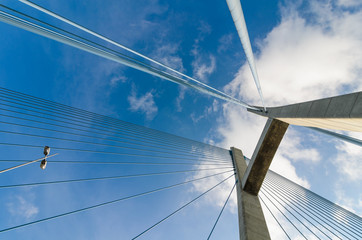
left=0, top=87, right=236, bottom=238
left=260, top=171, right=362, bottom=240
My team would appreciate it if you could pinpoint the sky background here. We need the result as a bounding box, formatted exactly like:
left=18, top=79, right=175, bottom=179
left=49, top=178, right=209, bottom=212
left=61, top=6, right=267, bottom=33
left=0, top=0, right=361, bottom=239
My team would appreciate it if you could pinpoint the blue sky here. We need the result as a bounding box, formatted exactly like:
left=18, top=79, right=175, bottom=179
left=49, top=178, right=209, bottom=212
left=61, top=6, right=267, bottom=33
left=0, top=0, right=361, bottom=239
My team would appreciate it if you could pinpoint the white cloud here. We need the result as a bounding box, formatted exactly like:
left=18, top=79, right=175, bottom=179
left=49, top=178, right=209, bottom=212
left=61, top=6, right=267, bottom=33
left=175, top=86, right=186, bottom=112
left=191, top=22, right=216, bottom=82
left=152, top=43, right=184, bottom=72
left=212, top=99, right=219, bottom=112
left=190, top=100, right=220, bottom=124
left=334, top=141, right=362, bottom=181
left=334, top=184, right=362, bottom=215
left=192, top=54, right=216, bottom=82
left=224, top=1, right=362, bottom=106
left=196, top=21, right=212, bottom=40
left=218, top=34, right=233, bottom=53
left=110, top=75, right=127, bottom=87
left=128, top=89, right=158, bottom=120
left=278, top=130, right=321, bottom=164
left=7, top=195, right=39, bottom=220
left=215, top=105, right=266, bottom=157
left=337, top=0, right=362, bottom=7
left=190, top=112, right=204, bottom=124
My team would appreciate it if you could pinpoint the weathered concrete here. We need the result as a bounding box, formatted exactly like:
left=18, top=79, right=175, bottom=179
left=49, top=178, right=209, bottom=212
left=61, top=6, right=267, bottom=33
left=241, top=118, right=289, bottom=195
left=351, top=93, right=362, bottom=118
left=231, top=147, right=248, bottom=181
left=248, top=91, right=362, bottom=132
left=231, top=147, right=271, bottom=240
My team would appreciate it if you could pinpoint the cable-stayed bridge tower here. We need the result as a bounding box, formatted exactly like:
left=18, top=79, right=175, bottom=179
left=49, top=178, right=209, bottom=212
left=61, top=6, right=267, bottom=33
left=231, top=91, right=362, bottom=239
left=0, top=0, right=361, bottom=239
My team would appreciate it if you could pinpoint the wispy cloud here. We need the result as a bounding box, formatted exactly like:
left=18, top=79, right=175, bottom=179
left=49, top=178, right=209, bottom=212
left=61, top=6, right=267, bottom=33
left=190, top=100, right=220, bottom=124
left=191, top=22, right=216, bottom=82
left=334, top=140, right=362, bottom=182
left=192, top=54, right=216, bottom=82
left=217, top=34, right=233, bottom=53
left=110, top=75, right=127, bottom=87
left=334, top=183, right=362, bottom=215
left=152, top=43, right=184, bottom=72
left=196, top=21, right=212, bottom=41
left=128, top=88, right=158, bottom=120
left=7, top=195, right=39, bottom=220
left=175, top=86, right=186, bottom=112
left=337, top=0, right=362, bottom=7
left=151, top=42, right=188, bottom=112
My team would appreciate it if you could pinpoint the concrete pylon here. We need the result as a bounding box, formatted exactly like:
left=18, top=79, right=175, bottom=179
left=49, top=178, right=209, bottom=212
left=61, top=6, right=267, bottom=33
left=242, top=118, right=289, bottom=195
left=230, top=147, right=271, bottom=240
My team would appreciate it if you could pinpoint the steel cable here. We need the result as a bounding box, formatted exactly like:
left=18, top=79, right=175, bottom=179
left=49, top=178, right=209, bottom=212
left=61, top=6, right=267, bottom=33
left=0, top=129, right=232, bottom=163
left=0, top=142, right=231, bottom=164
left=0, top=172, right=235, bottom=233
left=267, top=172, right=362, bottom=232
left=0, top=101, right=229, bottom=161
left=259, top=190, right=308, bottom=239
left=0, top=87, right=229, bottom=155
left=267, top=171, right=362, bottom=228
left=0, top=159, right=230, bottom=166
left=0, top=111, right=229, bottom=162
left=0, top=169, right=234, bottom=189
left=0, top=92, right=228, bottom=158
left=259, top=195, right=291, bottom=240
left=131, top=174, right=235, bottom=239
left=266, top=173, right=361, bottom=238
left=0, top=119, right=230, bottom=161
left=207, top=182, right=236, bottom=240
left=261, top=182, right=329, bottom=239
